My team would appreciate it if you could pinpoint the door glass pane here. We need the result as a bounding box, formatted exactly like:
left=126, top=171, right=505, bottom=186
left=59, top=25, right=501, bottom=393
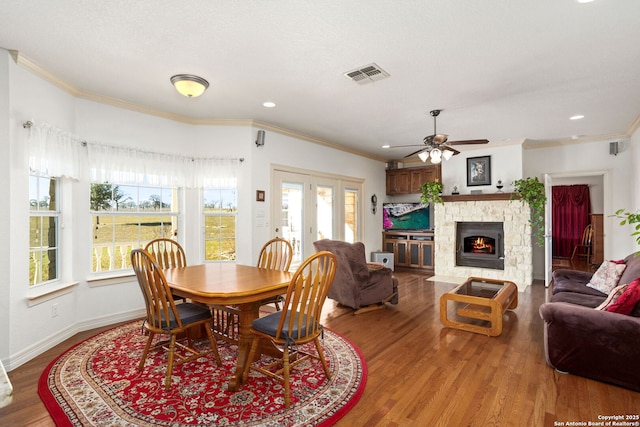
left=344, top=188, right=358, bottom=243
left=317, top=185, right=333, bottom=240
left=282, top=182, right=303, bottom=267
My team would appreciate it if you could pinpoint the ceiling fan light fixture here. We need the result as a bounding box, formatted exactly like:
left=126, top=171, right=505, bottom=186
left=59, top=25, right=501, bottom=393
left=170, top=74, right=209, bottom=97
left=442, top=149, right=454, bottom=161
left=418, top=151, right=430, bottom=162
left=430, top=148, right=442, bottom=164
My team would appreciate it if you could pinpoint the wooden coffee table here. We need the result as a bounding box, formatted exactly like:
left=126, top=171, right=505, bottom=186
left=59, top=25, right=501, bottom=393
left=440, top=277, right=518, bottom=336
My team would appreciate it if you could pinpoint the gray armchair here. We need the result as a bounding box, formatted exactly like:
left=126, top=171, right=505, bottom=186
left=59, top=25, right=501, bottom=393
left=313, top=239, right=398, bottom=313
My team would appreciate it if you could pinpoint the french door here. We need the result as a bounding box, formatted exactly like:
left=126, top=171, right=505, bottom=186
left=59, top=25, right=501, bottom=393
left=272, top=168, right=362, bottom=268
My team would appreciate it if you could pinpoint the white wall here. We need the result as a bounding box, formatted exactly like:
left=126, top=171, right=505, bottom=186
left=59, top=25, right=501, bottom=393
left=440, top=144, right=524, bottom=195
left=2, top=51, right=387, bottom=369
left=0, top=50, right=11, bottom=362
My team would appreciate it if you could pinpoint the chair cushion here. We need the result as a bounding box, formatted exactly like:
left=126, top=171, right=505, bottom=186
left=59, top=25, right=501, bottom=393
left=252, top=311, right=315, bottom=340
left=161, top=303, right=211, bottom=329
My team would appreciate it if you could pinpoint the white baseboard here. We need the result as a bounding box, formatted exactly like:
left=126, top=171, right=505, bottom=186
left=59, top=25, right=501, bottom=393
left=4, top=308, right=145, bottom=372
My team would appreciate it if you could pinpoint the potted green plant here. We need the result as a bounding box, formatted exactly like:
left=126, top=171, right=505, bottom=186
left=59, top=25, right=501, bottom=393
left=420, top=180, right=444, bottom=205
left=512, top=177, right=546, bottom=245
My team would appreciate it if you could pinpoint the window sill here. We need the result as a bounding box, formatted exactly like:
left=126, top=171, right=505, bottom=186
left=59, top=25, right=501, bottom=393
left=86, top=271, right=135, bottom=288
left=26, top=281, right=78, bottom=307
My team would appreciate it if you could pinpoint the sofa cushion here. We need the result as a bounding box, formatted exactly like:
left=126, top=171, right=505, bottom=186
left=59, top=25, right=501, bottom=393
left=594, top=284, right=629, bottom=310
left=586, top=260, right=627, bottom=294
left=550, top=291, right=605, bottom=308
left=618, top=253, right=640, bottom=285
left=606, top=278, right=640, bottom=315
left=552, top=269, right=606, bottom=296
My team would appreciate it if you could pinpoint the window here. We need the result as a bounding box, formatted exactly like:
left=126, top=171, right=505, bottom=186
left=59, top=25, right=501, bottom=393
left=203, top=188, right=237, bottom=261
left=91, top=183, right=179, bottom=272
left=29, top=173, right=60, bottom=285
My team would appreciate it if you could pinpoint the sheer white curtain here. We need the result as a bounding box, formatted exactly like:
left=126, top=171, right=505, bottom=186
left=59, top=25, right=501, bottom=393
left=27, top=122, right=84, bottom=179
left=26, top=121, right=241, bottom=187
left=87, top=143, right=240, bottom=188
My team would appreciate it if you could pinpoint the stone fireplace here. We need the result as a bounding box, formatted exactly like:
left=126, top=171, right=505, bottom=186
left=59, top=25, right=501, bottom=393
left=434, top=194, right=532, bottom=291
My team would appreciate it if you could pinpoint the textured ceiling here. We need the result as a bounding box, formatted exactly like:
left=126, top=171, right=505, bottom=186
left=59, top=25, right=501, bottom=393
left=1, top=0, right=639, bottom=160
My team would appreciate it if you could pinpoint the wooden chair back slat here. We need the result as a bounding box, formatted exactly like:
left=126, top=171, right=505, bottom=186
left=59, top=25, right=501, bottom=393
left=257, top=238, right=293, bottom=271
left=145, top=238, right=187, bottom=269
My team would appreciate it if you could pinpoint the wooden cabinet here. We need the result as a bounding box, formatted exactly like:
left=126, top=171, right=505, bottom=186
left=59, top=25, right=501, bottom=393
left=386, top=164, right=441, bottom=195
left=386, top=169, right=411, bottom=194
left=383, top=231, right=434, bottom=272
left=590, top=214, right=604, bottom=266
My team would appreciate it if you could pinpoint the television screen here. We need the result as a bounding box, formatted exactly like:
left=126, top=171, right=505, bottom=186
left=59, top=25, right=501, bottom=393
left=383, top=203, right=431, bottom=231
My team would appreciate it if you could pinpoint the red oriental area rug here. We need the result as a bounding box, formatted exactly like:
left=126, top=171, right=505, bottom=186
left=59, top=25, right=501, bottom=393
left=38, top=320, right=366, bottom=426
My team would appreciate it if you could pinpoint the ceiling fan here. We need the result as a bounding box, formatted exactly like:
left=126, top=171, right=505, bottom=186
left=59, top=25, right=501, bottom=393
left=390, top=110, right=489, bottom=163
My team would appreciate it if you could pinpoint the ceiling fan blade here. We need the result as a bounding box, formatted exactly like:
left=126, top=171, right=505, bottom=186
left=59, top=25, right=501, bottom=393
left=404, top=148, right=428, bottom=158
left=387, top=144, right=428, bottom=148
left=446, top=139, right=489, bottom=145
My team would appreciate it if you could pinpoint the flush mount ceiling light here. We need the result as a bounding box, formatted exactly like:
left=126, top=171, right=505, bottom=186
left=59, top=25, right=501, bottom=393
left=170, top=74, right=209, bottom=97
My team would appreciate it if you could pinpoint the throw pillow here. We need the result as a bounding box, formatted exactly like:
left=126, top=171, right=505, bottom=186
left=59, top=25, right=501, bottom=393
left=606, top=278, right=640, bottom=315
left=594, top=284, right=628, bottom=310
left=586, top=260, right=627, bottom=294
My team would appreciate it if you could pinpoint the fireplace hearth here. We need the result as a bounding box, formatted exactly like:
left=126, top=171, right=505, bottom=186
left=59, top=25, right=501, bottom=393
left=456, top=221, right=504, bottom=270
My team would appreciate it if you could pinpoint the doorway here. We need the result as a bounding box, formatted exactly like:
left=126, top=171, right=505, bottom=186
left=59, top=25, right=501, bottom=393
left=544, top=172, right=607, bottom=285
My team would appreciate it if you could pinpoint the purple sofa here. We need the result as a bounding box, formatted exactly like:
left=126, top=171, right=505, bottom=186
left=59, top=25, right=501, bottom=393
left=539, top=253, right=640, bottom=392
left=313, top=239, right=399, bottom=311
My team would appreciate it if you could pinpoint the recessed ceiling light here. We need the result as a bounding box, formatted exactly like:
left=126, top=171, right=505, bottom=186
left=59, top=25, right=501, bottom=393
left=570, top=114, right=585, bottom=120
left=382, top=144, right=390, bottom=148
left=263, top=101, right=276, bottom=108
left=577, top=0, right=595, bottom=3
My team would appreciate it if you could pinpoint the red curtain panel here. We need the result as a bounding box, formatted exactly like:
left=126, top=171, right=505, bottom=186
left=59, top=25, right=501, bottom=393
left=552, top=185, right=591, bottom=258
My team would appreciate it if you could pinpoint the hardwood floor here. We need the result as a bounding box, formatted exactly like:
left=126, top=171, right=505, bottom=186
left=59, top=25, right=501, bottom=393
left=1, top=268, right=638, bottom=426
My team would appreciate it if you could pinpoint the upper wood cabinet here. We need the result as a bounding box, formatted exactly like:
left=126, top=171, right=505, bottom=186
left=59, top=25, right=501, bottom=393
left=386, top=164, right=441, bottom=195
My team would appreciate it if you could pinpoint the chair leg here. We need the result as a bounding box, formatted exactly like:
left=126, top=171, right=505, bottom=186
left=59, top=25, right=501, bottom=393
left=313, top=337, right=331, bottom=379
left=138, top=331, right=155, bottom=372
left=283, top=346, right=291, bottom=408
left=165, top=334, right=177, bottom=391
left=203, top=323, right=222, bottom=366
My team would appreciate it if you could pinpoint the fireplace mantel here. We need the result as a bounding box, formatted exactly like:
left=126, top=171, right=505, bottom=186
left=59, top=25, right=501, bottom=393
left=442, top=193, right=519, bottom=202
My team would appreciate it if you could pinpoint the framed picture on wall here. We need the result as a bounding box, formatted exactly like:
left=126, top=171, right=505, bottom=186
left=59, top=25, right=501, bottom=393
left=467, top=156, right=491, bottom=186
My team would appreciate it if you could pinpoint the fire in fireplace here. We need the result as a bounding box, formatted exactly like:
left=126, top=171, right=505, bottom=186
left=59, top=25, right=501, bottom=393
left=456, top=222, right=504, bottom=270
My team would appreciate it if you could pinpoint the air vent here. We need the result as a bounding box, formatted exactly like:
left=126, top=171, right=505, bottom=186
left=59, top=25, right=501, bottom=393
left=344, top=63, right=390, bottom=85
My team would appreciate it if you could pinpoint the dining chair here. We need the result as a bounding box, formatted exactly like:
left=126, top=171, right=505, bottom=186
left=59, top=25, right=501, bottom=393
left=211, top=237, right=294, bottom=343
left=571, top=224, right=593, bottom=264
left=257, top=237, right=294, bottom=310
left=131, top=248, right=222, bottom=391
left=241, top=251, right=337, bottom=408
left=145, top=238, right=187, bottom=302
